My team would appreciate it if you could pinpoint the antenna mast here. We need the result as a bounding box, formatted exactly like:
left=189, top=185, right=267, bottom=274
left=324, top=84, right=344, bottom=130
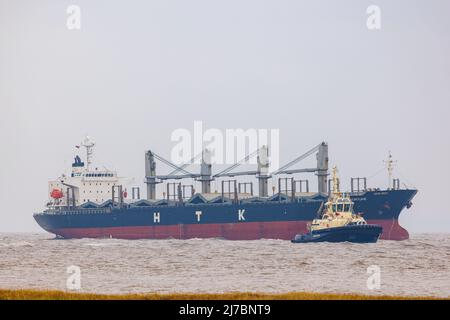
left=383, top=151, right=396, bottom=189
left=81, top=136, right=95, bottom=171
left=331, top=166, right=340, bottom=196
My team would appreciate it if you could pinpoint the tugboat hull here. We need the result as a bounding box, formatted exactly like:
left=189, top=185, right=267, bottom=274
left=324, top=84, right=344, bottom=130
left=291, top=224, right=383, bottom=243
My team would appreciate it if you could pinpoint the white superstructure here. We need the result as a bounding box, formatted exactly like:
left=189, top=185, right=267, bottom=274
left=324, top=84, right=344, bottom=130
left=48, top=136, right=122, bottom=207
left=309, top=166, right=367, bottom=231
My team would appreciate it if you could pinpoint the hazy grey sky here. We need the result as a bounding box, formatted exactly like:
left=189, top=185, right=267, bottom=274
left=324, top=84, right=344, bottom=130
left=1, top=0, right=449, bottom=232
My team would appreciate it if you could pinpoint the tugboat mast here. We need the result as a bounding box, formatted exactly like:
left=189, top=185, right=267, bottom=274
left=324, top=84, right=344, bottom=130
left=331, top=166, right=341, bottom=197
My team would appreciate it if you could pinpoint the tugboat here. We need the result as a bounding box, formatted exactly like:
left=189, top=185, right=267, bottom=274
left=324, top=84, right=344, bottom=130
left=291, top=167, right=383, bottom=243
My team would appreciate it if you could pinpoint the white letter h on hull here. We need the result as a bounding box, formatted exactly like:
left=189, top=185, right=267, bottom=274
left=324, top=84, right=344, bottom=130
left=154, top=212, right=160, bottom=223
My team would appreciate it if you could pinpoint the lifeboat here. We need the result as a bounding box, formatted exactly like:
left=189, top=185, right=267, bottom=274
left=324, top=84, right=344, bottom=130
left=50, top=188, right=64, bottom=199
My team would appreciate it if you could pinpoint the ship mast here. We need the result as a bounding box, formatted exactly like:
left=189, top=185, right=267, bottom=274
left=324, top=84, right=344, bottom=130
left=331, top=166, right=341, bottom=197
left=81, top=136, right=95, bottom=171
left=383, top=151, right=396, bottom=189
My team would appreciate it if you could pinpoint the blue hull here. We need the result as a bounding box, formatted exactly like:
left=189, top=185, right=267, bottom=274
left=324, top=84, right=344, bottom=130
left=33, top=189, right=416, bottom=240
left=291, top=224, right=383, bottom=243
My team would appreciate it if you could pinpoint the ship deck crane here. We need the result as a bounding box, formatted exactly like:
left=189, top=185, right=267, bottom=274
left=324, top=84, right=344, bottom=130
left=145, top=142, right=328, bottom=200
left=273, top=142, right=328, bottom=194
left=145, top=150, right=213, bottom=199
left=213, top=146, right=271, bottom=196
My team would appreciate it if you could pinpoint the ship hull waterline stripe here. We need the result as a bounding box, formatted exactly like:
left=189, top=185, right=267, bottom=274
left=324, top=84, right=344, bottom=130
left=47, top=219, right=408, bottom=241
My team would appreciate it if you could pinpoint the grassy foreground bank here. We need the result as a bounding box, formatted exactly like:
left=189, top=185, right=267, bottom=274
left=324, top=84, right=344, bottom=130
left=0, top=289, right=445, bottom=300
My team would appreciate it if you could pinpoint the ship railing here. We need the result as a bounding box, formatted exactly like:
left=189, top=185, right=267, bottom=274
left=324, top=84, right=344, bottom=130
left=46, top=206, right=113, bottom=215
left=350, top=177, right=367, bottom=193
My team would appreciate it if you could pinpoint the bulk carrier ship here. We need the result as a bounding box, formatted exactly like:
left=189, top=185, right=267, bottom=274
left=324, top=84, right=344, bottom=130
left=34, top=137, right=417, bottom=240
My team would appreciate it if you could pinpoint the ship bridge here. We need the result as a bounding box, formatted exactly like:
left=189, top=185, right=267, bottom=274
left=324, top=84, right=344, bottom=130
left=48, top=136, right=120, bottom=208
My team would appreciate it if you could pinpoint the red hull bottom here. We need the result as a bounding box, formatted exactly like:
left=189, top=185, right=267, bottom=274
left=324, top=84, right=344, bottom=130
left=50, top=219, right=409, bottom=241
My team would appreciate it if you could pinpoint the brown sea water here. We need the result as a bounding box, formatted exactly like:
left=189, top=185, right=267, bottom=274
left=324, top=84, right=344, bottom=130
left=0, top=233, right=449, bottom=297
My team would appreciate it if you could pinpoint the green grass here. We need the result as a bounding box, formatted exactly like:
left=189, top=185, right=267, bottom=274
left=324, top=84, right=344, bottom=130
left=0, top=289, right=446, bottom=300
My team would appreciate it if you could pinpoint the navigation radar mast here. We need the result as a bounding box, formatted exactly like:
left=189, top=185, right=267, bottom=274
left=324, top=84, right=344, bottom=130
left=331, top=166, right=341, bottom=197
left=383, top=151, right=397, bottom=189
left=81, top=136, right=95, bottom=171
